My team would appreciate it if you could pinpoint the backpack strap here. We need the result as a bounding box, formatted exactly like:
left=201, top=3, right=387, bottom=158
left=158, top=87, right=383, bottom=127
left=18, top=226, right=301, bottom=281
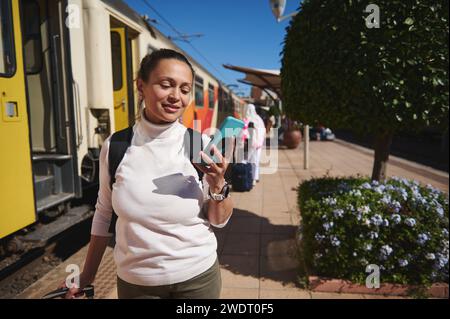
left=107, top=127, right=134, bottom=234
left=106, top=126, right=204, bottom=235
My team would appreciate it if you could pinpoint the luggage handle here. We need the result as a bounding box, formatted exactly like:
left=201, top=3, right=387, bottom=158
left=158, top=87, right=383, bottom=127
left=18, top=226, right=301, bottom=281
left=41, top=285, right=94, bottom=299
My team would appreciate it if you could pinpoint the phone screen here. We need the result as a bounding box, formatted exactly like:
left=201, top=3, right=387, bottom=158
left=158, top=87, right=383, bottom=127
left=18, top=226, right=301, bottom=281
left=198, top=116, right=245, bottom=165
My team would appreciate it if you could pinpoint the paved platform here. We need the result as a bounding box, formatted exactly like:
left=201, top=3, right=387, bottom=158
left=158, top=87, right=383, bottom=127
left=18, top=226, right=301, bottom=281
left=18, top=140, right=448, bottom=299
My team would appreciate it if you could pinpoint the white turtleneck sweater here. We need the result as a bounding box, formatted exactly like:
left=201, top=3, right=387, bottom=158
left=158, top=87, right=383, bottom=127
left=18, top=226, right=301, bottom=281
left=91, top=112, right=231, bottom=286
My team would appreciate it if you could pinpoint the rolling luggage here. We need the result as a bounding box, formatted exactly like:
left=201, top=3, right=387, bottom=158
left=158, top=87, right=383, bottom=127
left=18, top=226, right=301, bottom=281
left=231, top=163, right=253, bottom=192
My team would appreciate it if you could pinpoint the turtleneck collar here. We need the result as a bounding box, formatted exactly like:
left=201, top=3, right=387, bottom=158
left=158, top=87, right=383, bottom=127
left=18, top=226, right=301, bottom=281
left=138, top=103, right=181, bottom=139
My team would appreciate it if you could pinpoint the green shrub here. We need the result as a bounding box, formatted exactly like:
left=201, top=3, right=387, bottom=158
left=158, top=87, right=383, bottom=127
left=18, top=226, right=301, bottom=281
left=282, top=0, right=449, bottom=180
left=298, top=176, right=449, bottom=286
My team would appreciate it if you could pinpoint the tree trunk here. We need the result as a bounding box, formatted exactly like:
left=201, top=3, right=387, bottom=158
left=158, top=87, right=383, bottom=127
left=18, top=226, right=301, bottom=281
left=371, top=131, right=394, bottom=181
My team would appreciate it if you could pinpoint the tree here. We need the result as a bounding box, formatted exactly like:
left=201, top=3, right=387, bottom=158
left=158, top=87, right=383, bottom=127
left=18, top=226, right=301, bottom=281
left=281, top=0, right=449, bottom=180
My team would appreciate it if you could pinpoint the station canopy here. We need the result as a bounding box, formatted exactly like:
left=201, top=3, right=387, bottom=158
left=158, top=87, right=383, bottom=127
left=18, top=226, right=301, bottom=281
left=223, top=64, right=281, bottom=99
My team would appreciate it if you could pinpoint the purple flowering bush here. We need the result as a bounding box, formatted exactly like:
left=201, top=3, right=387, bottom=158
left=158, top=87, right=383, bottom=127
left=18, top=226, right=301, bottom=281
left=298, top=176, right=449, bottom=286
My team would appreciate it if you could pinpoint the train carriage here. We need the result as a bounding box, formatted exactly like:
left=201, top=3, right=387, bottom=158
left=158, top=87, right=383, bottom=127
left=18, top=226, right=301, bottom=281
left=0, top=0, right=243, bottom=247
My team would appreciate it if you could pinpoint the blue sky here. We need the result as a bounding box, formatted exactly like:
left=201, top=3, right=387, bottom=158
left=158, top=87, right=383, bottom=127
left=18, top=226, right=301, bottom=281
left=125, top=0, right=301, bottom=95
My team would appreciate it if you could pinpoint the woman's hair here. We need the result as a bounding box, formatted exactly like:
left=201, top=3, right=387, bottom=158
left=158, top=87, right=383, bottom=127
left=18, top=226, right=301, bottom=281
left=137, top=48, right=195, bottom=83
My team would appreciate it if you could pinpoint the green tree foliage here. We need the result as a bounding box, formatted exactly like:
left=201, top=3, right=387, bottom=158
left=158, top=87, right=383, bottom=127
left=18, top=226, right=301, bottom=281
left=281, top=0, right=449, bottom=179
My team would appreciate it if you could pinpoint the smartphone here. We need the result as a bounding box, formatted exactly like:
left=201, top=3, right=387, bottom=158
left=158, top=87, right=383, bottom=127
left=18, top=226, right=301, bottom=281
left=197, top=116, right=245, bottom=165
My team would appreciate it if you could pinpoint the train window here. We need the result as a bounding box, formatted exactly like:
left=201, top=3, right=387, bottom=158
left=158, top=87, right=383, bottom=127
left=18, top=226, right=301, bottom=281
left=195, top=75, right=204, bottom=107
left=208, top=84, right=214, bottom=109
left=22, top=0, right=43, bottom=74
left=222, top=92, right=229, bottom=112
left=0, top=0, right=16, bottom=77
left=226, top=93, right=232, bottom=112
left=111, top=31, right=123, bottom=91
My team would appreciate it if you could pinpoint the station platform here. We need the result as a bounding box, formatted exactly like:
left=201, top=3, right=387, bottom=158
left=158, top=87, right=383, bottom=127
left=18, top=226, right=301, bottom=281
left=18, top=140, right=448, bottom=299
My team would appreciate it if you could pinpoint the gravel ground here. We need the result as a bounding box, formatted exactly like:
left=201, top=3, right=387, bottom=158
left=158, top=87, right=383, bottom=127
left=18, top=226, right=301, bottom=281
left=0, top=219, right=92, bottom=299
left=0, top=254, right=62, bottom=299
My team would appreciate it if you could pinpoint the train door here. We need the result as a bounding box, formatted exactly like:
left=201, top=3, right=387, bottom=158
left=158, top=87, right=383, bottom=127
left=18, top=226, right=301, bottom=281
left=21, top=0, right=79, bottom=214
left=110, top=27, right=134, bottom=131
left=0, top=0, right=36, bottom=239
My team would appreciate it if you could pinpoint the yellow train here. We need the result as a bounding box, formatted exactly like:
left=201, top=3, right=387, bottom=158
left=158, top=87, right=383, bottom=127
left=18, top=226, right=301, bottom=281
left=0, top=0, right=245, bottom=245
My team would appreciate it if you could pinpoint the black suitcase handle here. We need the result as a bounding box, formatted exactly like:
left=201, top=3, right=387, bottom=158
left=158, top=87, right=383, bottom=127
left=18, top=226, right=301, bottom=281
left=42, top=284, right=94, bottom=299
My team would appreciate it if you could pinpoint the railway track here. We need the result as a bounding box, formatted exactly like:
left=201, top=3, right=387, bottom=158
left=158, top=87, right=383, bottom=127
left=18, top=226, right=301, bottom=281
left=0, top=205, right=94, bottom=299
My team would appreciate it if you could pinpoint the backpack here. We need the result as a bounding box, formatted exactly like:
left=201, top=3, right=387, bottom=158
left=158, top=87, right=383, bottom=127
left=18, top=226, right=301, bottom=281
left=107, top=126, right=204, bottom=234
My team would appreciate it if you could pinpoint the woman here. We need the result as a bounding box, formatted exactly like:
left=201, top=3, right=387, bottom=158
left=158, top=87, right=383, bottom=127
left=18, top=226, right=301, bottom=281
left=61, top=49, right=233, bottom=299
left=245, top=104, right=266, bottom=185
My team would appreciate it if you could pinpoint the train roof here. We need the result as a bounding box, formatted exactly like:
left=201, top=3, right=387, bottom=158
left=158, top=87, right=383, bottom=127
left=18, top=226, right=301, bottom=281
left=101, top=0, right=229, bottom=89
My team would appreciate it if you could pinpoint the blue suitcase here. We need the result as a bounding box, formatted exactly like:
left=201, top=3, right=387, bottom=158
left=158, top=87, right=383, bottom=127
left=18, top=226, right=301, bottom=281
left=231, top=163, right=253, bottom=192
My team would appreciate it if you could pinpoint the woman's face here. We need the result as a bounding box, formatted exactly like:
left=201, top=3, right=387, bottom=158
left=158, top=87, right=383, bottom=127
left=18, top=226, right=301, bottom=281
left=139, top=58, right=193, bottom=124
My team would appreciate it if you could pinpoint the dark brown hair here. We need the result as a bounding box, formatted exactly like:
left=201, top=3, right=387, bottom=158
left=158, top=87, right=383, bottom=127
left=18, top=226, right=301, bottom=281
left=137, top=48, right=195, bottom=83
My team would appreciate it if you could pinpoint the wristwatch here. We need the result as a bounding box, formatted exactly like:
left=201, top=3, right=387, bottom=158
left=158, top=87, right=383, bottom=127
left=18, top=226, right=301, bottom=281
left=208, top=182, right=231, bottom=201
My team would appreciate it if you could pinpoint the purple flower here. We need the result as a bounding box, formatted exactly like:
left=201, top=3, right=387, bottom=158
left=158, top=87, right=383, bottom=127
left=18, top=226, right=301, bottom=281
left=390, top=201, right=402, bottom=213
left=323, top=222, right=334, bottom=231
left=330, top=236, right=341, bottom=247
left=338, top=182, right=348, bottom=189
left=370, top=214, right=383, bottom=226
left=369, top=231, right=379, bottom=239
left=405, top=218, right=416, bottom=227
left=400, top=178, right=411, bottom=187
left=358, top=206, right=371, bottom=214
left=397, top=188, right=408, bottom=201
left=425, top=253, right=436, bottom=260
left=381, top=195, right=392, bottom=205
left=417, top=233, right=430, bottom=245
left=374, top=185, right=385, bottom=194
left=361, top=182, right=372, bottom=189
left=350, top=189, right=362, bottom=197
left=436, top=207, right=444, bottom=218
left=315, top=233, right=325, bottom=242
left=426, top=184, right=436, bottom=191
left=380, top=245, right=393, bottom=259
left=398, top=259, right=409, bottom=267
left=333, top=209, right=344, bottom=218
left=391, top=214, right=401, bottom=224
left=436, top=255, right=448, bottom=268
left=385, top=184, right=396, bottom=191
left=323, top=197, right=337, bottom=206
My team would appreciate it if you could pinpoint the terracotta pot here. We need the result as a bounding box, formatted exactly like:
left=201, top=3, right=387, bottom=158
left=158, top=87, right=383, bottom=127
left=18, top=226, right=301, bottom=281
left=283, top=130, right=302, bottom=149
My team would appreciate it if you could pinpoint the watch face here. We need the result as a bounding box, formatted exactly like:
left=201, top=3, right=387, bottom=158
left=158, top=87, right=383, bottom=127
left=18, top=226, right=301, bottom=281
left=223, top=184, right=231, bottom=197
left=209, top=183, right=230, bottom=200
